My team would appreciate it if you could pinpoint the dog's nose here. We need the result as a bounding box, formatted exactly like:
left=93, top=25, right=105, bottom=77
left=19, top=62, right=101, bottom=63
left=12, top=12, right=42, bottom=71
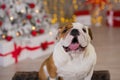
left=70, top=29, right=80, bottom=36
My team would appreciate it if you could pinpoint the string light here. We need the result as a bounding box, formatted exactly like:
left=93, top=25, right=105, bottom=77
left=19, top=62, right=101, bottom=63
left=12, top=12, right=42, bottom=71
left=21, top=9, right=25, bottom=13
left=2, top=34, right=6, bottom=39
left=32, top=26, right=36, bottom=30
left=43, top=0, right=81, bottom=24
left=49, top=31, right=53, bottom=35
left=60, top=17, right=65, bottom=23
left=16, top=32, right=20, bottom=36
left=10, top=16, right=14, bottom=21
left=35, top=9, right=39, bottom=13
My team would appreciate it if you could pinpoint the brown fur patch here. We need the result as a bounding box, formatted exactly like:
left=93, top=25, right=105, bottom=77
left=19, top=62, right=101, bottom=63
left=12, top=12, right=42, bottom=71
left=57, top=23, right=73, bottom=40
left=88, top=28, right=93, bottom=40
left=38, top=55, right=57, bottom=80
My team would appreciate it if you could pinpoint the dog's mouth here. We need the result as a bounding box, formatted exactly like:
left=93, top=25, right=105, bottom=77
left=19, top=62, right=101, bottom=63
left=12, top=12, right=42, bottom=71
left=63, top=37, right=86, bottom=52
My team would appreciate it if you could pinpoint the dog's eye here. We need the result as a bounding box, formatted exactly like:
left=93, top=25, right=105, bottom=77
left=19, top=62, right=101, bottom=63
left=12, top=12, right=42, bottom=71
left=82, top=28, right=86, bottom=33
left=62, top=29, right=68, bottom=33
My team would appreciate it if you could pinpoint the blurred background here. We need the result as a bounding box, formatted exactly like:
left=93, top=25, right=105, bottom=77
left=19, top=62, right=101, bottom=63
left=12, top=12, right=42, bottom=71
left=0, top=0, right=120, bottom=80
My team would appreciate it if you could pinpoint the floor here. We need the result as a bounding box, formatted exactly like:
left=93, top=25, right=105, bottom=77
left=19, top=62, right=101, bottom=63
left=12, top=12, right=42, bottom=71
left=0, top=25, right=120, bottom=80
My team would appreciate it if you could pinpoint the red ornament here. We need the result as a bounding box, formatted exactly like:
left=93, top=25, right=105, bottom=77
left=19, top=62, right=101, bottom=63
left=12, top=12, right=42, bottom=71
left=29, top=3, right=35, bottom=8
left=39, top=29, right=44, bottom=34
left=26, top=14, right=32, bottom=20
left=0, top=4, right=6, bottom=10
left=41, top=41, right=48, bottom=50
left=44, top=15, right=48, bottom=18
left=31, top=30, right=37, bottom=36
left=37, top=19, right=40, bottom=23
left=6, top=36, right=13, bottom=41
left=0, top=21, right=3, bottom=26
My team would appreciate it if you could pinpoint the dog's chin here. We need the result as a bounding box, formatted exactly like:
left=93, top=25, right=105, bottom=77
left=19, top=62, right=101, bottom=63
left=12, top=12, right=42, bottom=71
left=63, top=37, right=86, bottom=53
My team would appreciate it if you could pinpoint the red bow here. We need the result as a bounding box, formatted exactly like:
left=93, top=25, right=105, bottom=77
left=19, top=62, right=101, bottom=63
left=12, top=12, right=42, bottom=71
left=41, top=41, right=48, bottom=50
left=12, top=43, right=23, bottom=63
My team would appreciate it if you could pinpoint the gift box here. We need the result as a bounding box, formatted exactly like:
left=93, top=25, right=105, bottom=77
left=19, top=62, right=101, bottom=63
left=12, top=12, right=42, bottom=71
left=0, top=31, right=56, bottom=67
left=74, top=10, right=91, bottom=26
left=27, top=34, right=55, bottom=59
left=0, top=41, right=14, bottom=67
left=107, top=10, right=120, bottom=27
left=0, top=40, right=28, bottom=67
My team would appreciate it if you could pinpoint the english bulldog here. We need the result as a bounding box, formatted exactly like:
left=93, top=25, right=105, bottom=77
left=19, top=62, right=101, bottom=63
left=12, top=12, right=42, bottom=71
left=39, top=22, right=97, bottom=80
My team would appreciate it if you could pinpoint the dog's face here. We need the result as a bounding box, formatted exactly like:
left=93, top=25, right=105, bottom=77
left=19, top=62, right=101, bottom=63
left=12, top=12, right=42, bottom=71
left=58, top=22, right=92, bottom=53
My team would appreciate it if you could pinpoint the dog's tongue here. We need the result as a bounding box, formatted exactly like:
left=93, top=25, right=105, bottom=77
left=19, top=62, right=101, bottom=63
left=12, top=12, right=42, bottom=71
left=69, top=43, right=79, bottom=50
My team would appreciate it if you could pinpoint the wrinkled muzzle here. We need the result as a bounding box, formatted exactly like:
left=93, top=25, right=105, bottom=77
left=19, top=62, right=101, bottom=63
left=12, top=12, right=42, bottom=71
left=61, top=28, right=88, bottom=52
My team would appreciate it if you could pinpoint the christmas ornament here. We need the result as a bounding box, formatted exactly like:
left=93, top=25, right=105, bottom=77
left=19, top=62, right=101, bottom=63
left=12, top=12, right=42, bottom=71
left=39, top=29, right=44, bottom=34
left=36, top=19, right=40, bottom=23
left=6, top=36, right=13, bottom=41
left=29, top=3, right=35, bottom=9
left=31, top=30, right=37, bottom=36
left=0, top=4, right=6, bottom=10
left=0, top=21, right=3, bottom=26
left=26, top=14, right=32, bottom=20
left=0, top=0, right=52, bottom=41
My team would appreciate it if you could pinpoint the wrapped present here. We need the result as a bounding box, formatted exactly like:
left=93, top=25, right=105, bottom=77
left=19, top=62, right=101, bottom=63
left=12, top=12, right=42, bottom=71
left=0, top=28, right=57, bottom=67
left=74, top=10, right=91, bottom=26
left=0, top=40, right=28, bottom=67
left=0, top=40, right=14, bottom=54
left=0, top=54, right=14, bottom=67
left=27, top=34, right=55, bottom=59
left=107, top=10, right=120, bottom=27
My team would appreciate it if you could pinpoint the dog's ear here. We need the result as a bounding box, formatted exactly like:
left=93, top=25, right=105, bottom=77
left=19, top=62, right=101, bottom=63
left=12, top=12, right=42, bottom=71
left=88, top=28, right=93, bottom=40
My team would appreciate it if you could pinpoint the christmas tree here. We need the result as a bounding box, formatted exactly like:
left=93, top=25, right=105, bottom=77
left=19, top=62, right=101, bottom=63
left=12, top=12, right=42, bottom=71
left=0, top=0, right=51, bottom=41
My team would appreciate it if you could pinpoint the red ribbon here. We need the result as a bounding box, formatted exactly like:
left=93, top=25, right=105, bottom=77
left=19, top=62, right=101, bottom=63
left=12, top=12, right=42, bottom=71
left=0, top=41, right=54, bottom=63
left=12, top=43, right=23, bottom=63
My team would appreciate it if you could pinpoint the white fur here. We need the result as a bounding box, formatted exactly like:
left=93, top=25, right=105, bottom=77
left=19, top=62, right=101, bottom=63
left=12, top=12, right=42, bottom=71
left=49, top=78, right=56, bottom=80
left=53, top=41, right=96, bottom=80
left=61, top=23, right=90, bottom=48
left=53, top=22, right=96, bottom=80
